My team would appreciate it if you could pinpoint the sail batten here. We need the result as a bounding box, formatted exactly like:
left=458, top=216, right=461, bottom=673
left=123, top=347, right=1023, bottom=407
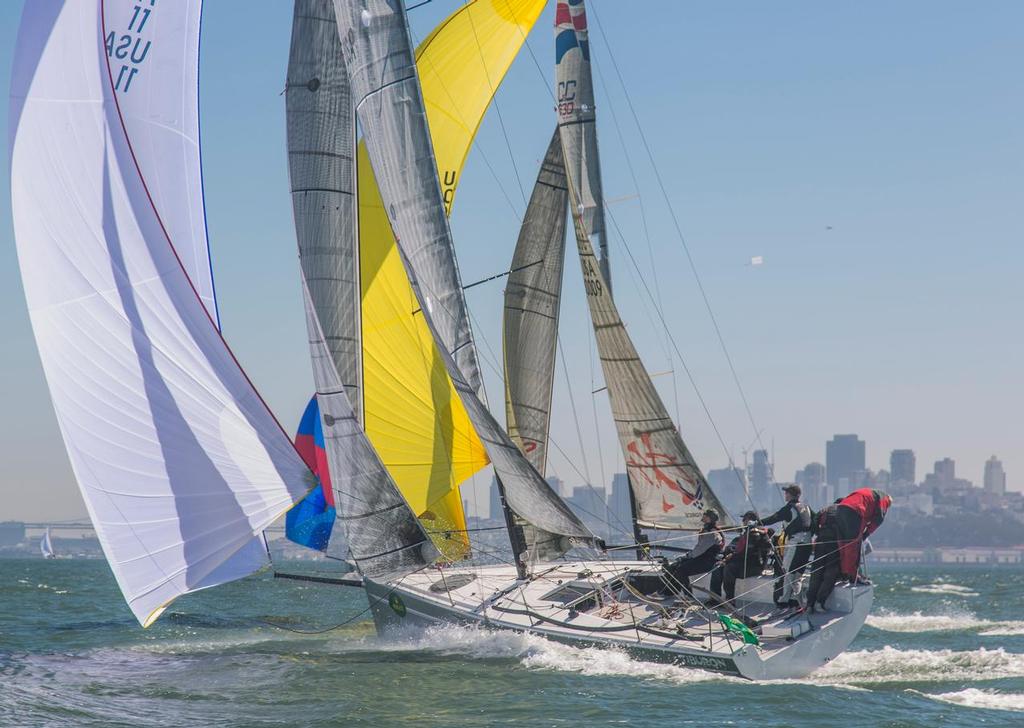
left=334, top=0, right=594, bottom=551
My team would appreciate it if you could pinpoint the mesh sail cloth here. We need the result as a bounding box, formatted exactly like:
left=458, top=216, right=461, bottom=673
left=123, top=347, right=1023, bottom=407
left=287, top=0, right=361, bottom=404
left=503, top=130, right=568, bottom=477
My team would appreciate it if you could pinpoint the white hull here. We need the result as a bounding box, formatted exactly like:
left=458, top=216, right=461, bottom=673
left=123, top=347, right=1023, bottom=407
left=364, top=560, right=872, bottom=680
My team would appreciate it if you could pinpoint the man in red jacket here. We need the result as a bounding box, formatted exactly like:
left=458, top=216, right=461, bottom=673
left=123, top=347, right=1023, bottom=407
left=835, top=488, right=892, bottom=579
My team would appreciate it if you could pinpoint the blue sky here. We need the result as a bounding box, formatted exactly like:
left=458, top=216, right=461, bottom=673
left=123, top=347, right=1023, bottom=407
left=1, top=1, right=1021, bottom=521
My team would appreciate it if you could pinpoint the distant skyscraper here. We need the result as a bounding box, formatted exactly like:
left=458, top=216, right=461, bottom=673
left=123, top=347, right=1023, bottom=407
left=890, top=449, right=916, bottom=486
left=545, top=475, right=565, bottom=498
left=609, top=473, right=633, bottom=531
left=826, top=434, right=865, bottom=487
left=489, top=475, right=503, bottom=522
left=751, top=449, right=774, bottom=511
left=984, top=456, right=1006, bottom=497
left=707, top=466, right=747, bottom=519
left=795, top=462, right=830, bottom=508
left=934, top=458, right=955, bottom=485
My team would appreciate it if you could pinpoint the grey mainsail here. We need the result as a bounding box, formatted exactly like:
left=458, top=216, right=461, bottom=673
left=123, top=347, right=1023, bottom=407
left=332, top=0, right=594, bottom=552
left=503, top=130, right=568, bottom=477
left=301, top=279, right=437, bottom=580
left=555, top=0, right=609, bottom=292
left=568, top=210, right=733, bottom=530
left=287, top=0, right=361, bottom=408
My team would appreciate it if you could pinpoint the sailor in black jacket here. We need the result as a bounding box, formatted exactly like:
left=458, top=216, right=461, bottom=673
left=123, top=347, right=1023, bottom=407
left=760, top=484, right=813, bottom=607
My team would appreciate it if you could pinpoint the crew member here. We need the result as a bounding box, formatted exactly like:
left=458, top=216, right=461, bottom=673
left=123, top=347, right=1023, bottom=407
left=710, top=510, right=769, bottom=603
left=834, top=488, right=891, bottom=580
left=806, top=502, right=841, bottom=612
left=663, top=510, right=723, bottom=597
left=760, top=484, right=813, bottom=607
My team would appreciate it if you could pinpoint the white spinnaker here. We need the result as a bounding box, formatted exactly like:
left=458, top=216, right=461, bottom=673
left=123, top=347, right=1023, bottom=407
left=102, top=0, right=217, bottom=324
left=105, top=0, right=269, bottom=583
left=10, top=0, right=313, bottom=626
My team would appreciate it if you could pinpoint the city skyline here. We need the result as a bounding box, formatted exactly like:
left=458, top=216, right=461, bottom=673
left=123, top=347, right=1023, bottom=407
left=1, top=3, right=1022, bottom=521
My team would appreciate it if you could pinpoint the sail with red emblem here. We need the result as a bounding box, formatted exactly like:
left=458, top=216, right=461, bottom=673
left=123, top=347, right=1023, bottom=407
left=554, top=1, right=733, bottom=530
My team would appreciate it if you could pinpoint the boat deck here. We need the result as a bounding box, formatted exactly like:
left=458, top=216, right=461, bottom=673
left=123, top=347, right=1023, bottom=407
left=371, top=560, right=867, bottom=677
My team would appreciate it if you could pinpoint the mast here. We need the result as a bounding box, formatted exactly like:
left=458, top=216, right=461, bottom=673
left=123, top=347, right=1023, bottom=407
left=555, top=0, right=609, bottom=296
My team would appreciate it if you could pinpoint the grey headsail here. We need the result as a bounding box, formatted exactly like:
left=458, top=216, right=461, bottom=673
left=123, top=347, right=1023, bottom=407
left=332, top=0, right=595, bottom=553
left=555, top=0, right=609, bottom=292
left=301, top=278, right=438, bottom=580
left=503, top=129, right=568, bottom=477
left=567, top=210, right=733, bottom=530
left=287, top=0, right=361, bottom=409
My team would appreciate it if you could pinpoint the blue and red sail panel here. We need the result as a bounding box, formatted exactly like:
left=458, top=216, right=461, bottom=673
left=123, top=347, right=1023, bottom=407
left=286, top=396, right=337, bottom=550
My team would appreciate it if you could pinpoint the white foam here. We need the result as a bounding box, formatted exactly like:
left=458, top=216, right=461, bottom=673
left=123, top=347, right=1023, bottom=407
left=980, top=624, right=1024, bottom=637
left=916, top=688, right=1024, bottom=713
left=866, top=610, right=985, bottom=633
left=814, top=646, right=1024, bottom=684
left=909, top=583, right=979, bottom=597
left=378, top=624, right=731, bottom=683
left=866, top=609, right=1024, bottom=636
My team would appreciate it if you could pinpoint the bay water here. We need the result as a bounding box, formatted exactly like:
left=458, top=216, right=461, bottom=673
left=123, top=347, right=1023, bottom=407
left=1, top=560, right=1021, bottom=726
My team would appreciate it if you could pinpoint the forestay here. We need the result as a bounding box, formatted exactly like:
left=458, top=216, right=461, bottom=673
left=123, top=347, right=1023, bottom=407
left=10, top=0, right=314, bottom=626
left=300, top=281, right=437, bottom=580
left=555, top=0, right=609, bottom=291
left=503, top=130, right=568, bottom=476
left=333, top=0, right=594, bottom=550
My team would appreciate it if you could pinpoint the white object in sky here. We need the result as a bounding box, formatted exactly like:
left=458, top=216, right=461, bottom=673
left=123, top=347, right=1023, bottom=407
left=10, top=0, right=312, bottom=627
left=750, top=255, right=765, bottom=266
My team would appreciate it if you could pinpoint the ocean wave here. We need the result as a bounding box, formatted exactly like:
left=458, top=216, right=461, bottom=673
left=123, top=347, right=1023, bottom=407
left=814, top=646, right=1024, bottom=684
left=909, top=583, right=979, bottom=597
left=914, top=688, right=1024, bottom=713
left=866, top=609, right=1024, bottom=635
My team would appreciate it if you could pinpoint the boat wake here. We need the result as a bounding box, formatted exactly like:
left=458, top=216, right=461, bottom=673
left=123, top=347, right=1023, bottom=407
left=376, top=623, right=729, bottom=683
left=814, top=646, right=1024, bottom=684
left=911, top=688, right=1024, bottom=713
left=867, top=609, right=1024, bottom=635
left=909, top=583, right=979, bottom=597
left=376, top=624, right=1024, bottom=690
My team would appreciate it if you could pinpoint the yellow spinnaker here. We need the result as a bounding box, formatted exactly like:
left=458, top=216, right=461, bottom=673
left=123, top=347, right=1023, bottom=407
left=359, top=0, right=546, bottom=559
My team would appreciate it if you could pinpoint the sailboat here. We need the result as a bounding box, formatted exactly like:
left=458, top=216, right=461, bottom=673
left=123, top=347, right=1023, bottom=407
left=40, top=528, right=56, bottom=560
left=9, top=0, right=875, bottom=680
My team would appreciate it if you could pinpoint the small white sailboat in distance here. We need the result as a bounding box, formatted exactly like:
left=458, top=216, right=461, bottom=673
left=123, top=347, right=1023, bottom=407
left=40, top=528, right=56, bottom=560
